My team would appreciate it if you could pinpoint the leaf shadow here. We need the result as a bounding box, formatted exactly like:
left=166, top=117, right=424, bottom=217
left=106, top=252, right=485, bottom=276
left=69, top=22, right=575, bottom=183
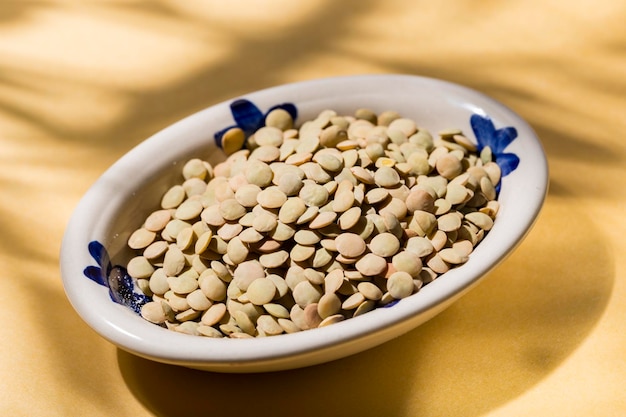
left=0, top=1, right=616, bottom=415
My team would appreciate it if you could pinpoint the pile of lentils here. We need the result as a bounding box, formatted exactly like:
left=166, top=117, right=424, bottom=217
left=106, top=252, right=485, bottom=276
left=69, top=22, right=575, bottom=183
left=126, top=107, right=501, bottom=338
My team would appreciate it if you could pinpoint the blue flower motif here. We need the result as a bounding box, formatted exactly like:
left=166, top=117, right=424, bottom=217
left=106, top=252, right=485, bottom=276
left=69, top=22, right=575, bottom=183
left=382, top=299, right=400, bottom=309
left=214, top=99, right=298, bottom=149
left=84, top=241, right=150, bottom=314
left=470, top=114, right=520, bottom=181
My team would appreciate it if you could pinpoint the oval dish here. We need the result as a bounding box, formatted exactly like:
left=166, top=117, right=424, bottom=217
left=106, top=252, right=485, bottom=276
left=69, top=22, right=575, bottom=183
left=61, top=74, right=548, bottom=373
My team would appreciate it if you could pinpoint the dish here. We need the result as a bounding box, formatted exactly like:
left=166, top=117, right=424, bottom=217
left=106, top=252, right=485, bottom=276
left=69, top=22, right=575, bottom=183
left=60, top=74, right=548, bottom=372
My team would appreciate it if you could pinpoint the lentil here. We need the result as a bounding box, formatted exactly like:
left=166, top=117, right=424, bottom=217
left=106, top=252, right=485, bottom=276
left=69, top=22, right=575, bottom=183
left=127, top=108, right=503, bottom=337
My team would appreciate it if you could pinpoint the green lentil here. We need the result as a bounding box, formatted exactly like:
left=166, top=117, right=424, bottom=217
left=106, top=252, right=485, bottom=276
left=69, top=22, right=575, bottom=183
left=127, top=107, right=502, bottom=337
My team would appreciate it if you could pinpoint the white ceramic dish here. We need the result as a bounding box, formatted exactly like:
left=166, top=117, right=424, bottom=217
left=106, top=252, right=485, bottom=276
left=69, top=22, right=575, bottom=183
left=60, top=74, right=548, bottom=373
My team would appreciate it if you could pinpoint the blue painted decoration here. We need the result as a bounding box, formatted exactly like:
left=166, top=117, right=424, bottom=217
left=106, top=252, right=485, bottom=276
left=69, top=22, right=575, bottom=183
left=214, top=99, right=297, bottom=148
left=84, top=240, right=150, bottom=313
left=470, top=114, right=520, bottom=181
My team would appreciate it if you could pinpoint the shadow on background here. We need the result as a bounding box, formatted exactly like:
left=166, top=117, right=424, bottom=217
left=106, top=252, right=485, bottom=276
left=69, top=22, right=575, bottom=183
left=118, top=196, right=614, bottom=417
left=0, top=0, right=383, bottom=153
left=1, top=0, right=621, bottom=415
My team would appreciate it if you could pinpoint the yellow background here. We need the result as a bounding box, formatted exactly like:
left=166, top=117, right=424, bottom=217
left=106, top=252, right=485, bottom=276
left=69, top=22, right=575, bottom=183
left=1, top=1, right=625, bottom=416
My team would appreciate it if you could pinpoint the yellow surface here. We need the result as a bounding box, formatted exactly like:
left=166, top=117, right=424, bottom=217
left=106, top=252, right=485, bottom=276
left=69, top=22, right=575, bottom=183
left=2, top=1, right=625, bottom=416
